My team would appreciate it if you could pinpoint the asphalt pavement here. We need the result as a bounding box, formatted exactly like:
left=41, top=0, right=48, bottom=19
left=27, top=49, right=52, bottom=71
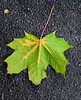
left=0, top=0, right=81, bottom=100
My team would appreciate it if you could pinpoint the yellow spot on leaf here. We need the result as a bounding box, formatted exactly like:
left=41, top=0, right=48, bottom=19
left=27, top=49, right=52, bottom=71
left=42, top=39, right=49, bottom=44
left=20, top=40, right=37, bottom=46
left=4, top=9, right=9, bottom=13
left=20, top=61, right=22, bottom=63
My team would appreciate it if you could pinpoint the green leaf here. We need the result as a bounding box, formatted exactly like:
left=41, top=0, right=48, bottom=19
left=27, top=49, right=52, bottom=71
left=4, top=31, right=73, bottom=85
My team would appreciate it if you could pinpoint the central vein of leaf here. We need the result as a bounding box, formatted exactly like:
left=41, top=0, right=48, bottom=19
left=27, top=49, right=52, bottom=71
left=37, top=39, right=50, bottom=67
left=37, top=40, right=41, bottom=67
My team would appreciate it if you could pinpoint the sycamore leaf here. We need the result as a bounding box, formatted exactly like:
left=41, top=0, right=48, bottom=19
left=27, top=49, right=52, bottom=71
left=4, top=30, right=73, bottom=85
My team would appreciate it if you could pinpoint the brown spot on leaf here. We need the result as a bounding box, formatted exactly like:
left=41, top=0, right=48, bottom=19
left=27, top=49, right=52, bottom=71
left=35, top=80, right=37, bottom=82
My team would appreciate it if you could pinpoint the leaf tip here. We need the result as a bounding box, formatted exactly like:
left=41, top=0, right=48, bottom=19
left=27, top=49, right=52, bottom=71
left=51, top=6, right=54, bottom=10
left=7, top=71, right=10, bottom=74
left=63, top=74, right=65, bottom=78
left=71, top=46, right=74, bottom=48
left=4, top=59, right=6, bottom=62
left=53, top=30, right=57, bottom=34
left=68, top=45, right=74, bottom=50
left=6, top=42, right=12, bottom=47
left=6, top=44, right=9, bottom=46
left=24, top=30, right=26, bottom=33
left=24, top=30, right=29, bottom=37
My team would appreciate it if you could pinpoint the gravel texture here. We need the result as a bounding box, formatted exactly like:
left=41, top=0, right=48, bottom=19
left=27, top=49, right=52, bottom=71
left=0, top=0, right=81, bottom=100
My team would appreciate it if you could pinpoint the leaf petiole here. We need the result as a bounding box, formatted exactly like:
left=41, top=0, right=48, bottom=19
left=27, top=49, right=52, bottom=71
left=40, top=6, right=54, bottom=40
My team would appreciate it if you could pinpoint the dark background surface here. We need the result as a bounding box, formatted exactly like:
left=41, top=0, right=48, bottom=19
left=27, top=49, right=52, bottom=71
left=0, top=0, right=81, bottom=100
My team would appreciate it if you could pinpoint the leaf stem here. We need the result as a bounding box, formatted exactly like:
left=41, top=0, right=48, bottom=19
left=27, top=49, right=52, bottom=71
left=40, top=6, right=54, bottom=40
